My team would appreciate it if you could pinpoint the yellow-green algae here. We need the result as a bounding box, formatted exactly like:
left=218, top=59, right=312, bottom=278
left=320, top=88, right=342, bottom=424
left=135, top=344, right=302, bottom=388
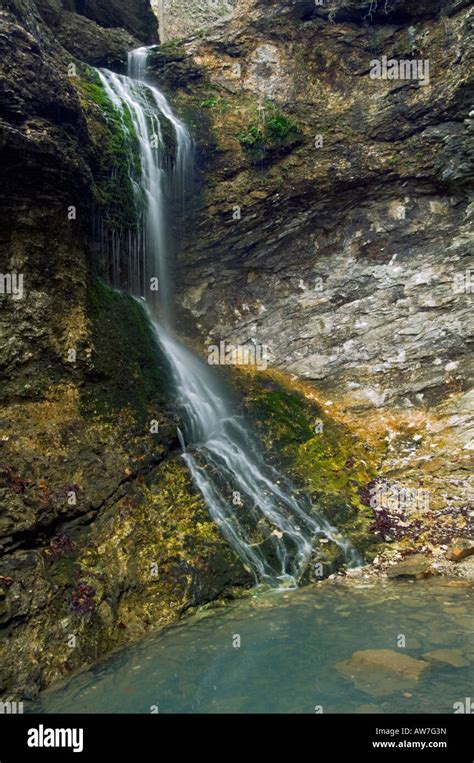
left=0, top=276, right=241, bottom=696
left=230, top=368, right=381, bottom=561
left=35, top=455, right=250, bottom=686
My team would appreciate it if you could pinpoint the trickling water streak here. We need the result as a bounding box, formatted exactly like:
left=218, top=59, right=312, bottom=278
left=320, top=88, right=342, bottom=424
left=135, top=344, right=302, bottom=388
left=98, top=48, right=362, bottom=586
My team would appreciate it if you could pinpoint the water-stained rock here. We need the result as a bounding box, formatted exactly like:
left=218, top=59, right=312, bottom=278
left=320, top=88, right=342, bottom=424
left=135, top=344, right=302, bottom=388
left=145, top=0, right=473, bottom=547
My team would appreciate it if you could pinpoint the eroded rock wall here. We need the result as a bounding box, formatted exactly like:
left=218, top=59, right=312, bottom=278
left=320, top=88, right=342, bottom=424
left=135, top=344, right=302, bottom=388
left=146, top=0, right=473, bottom=518
left=153, top=0, right=236, bottom=42
left=0, top=0, right=250, bottom=701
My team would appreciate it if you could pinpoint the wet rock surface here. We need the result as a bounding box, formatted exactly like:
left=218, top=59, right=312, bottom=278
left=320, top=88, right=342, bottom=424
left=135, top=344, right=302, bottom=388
left=142, top=0, right=473, bottom=556
left=0, top=0, right=251, bottom=701
left=386, top=554, right=436, bottom=579
left=0, top=273, right=253, bottom=700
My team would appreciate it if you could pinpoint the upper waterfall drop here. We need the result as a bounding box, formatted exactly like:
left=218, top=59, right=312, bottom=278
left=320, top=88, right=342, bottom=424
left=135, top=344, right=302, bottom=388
left=98, top=47, right=193, bottom=321
left=97, top=47, right=361, bottom=587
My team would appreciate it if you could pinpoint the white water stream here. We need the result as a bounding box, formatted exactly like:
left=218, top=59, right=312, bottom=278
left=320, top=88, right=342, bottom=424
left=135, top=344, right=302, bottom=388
left=98, top=48, right=361, bottom=586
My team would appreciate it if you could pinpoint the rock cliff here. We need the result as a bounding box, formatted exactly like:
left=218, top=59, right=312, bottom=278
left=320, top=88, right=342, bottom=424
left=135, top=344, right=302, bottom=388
left=0, top=0, right=472, bottom=701
left=147, top=0, right=473, bottom=539
left=0, top=0, right=249, bottom=701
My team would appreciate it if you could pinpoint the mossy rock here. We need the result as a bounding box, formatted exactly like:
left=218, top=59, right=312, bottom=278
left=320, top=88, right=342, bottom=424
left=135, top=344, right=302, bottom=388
left=231, top=370, right=381, bottom=560
left=237, top=103, right=303, bottom=163
left=74, top=66, right=143, bottom=231
left=82, top=276, right=171, bottom=417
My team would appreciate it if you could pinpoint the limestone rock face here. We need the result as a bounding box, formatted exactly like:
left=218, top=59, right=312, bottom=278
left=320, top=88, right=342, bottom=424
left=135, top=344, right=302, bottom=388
left=0, top=0, right=159, bottom=398
left=0, top=7, right=96, bottom=403
left=41, top=9, right=140, bottom=68
left=336, top=648, right=430, bottom=696
left=146, top=0, right=473, bottom=534
left=37, top=0, right=158, bottom=43
left=76, top=0, right=158, bottom=42
left=153, top=0, right=236, bottom=42
left=3, top=0, right=157, bottom=68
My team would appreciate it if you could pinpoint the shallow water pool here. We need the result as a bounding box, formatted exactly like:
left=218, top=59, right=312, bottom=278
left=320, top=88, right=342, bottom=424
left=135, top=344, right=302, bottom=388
left=36, top=578, right=474, bottom=714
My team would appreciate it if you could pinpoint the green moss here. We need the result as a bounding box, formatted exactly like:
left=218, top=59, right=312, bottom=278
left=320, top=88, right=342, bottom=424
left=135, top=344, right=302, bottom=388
left=200, top=94, right=230, bottom=113
left=154, top=40, right=187, bottom=57
left=69, top=456, right=249, bottom=648
left=200, top=95, right=218, bottom=109
left=266, top=114, right=301, bottom=141
left=233, top=372, right=381, bottom=559
left=82, top=276, right=170, bottom=416
left=238, top=124, right=266, bottom=148
left=238, top=103, right=302, bottom=157
left=75, top=67, right=143, bottom=231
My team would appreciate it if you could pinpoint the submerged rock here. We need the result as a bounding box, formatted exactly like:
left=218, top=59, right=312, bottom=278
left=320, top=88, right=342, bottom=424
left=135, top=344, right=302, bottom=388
left=336, top=649, right=430, bottom=697
left=422, top=649, right=470, bottom=668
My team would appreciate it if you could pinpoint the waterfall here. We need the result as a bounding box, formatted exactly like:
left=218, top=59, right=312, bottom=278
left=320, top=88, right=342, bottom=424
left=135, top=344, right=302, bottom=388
left=97, top=48, right=361, bottom=587
left=98, top=53, right=192, bottom=318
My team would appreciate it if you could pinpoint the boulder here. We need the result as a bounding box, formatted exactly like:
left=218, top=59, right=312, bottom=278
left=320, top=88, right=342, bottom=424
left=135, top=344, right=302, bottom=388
left=446, top=539, right=474, bottom=562
left=387, top=555, right=434, bottom=580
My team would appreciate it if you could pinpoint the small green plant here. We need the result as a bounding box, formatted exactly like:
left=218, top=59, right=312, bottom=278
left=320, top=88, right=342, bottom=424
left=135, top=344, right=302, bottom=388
left=201, top=95, right=218, bottom=109
left=238, top=104, right=302, bottom=155
left=266, top=114, right=300, bottom=141
left=238, top=124, right=265, bottom=148
left=200, top=94, right=229, bottom=113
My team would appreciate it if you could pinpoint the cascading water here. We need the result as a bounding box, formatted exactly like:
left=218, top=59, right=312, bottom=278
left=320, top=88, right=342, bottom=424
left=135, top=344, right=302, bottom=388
left=98, top=48, right=361, bottom=587
left=98, top=56, right=192, bottom=317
